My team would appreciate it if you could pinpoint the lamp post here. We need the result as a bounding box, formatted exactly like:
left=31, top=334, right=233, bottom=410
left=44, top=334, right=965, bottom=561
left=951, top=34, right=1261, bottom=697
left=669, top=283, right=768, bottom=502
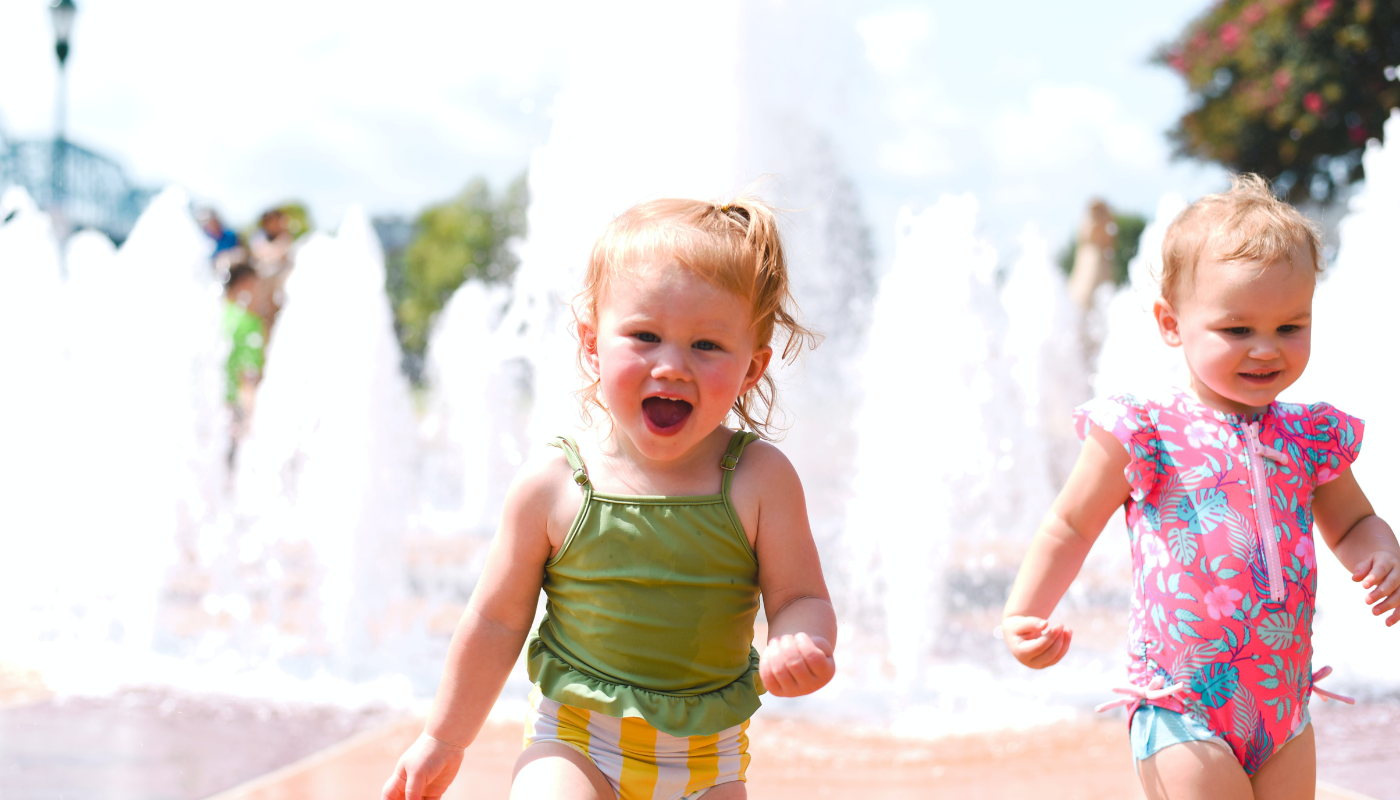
left=49, top=0, right=77, bottom=211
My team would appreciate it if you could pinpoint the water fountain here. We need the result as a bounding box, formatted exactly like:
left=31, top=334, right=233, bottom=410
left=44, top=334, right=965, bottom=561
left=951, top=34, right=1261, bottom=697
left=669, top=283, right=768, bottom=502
left=1292, top=109, right=1400, bottom=691
left=0, top=186, right=226, bottom=674
left=1089, top=193, right=1189, bottom=400
left=1002, top=227, right=1092, bottom=489
left=418, top=280, right=525, bottom=538
left=227, top=207, right=418, bottom=679
left=827, top=196, right=1119, bottom=734
left=0, top=188, right=68, bottom=649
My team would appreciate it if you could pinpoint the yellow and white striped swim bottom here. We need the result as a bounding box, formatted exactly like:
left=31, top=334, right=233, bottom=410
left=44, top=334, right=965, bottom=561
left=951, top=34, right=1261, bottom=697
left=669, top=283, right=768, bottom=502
left=523, top=687, right=750, bottom=800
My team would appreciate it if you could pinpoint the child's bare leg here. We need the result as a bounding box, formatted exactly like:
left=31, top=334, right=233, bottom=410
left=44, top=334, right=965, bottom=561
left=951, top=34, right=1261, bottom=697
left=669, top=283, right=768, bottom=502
left=511, top=742, right=614, bottom=800
left=1250, top=724, right=1315, bottom=800
left=1138, top=741, right=1252, bottom=800
left=702, top=781, right=747, bottom=799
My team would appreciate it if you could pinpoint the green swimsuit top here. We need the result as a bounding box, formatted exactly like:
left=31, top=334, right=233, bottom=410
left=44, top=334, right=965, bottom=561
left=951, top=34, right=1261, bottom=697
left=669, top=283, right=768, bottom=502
left=525, top=430, right=764, bottom=738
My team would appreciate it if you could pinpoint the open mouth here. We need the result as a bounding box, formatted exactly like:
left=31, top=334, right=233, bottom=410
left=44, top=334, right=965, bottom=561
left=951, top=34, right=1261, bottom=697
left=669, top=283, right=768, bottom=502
left=642, top=397, right=693, bottom=434
left=1239, top=370, right=1281, bottom=385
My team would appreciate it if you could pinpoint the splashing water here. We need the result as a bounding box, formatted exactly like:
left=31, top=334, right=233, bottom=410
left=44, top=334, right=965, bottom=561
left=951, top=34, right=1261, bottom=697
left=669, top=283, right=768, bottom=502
left=419, top=281, right=525, bottom=537
left=0, top=186, right=228, bottom=686
left=824, top=196, right=1112, bottom=735
left=227, top=208, right=418, bottom=680
left=1091, top=193, right=1189, bottom=400
left=1291, top=110, right=1400, bottom=694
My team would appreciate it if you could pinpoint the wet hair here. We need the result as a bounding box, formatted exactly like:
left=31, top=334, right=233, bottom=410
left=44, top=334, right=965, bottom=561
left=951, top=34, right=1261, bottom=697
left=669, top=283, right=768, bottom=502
left=576, top=196, right=820, bottom=438
left=1160, top=173, right=1323, bottom=304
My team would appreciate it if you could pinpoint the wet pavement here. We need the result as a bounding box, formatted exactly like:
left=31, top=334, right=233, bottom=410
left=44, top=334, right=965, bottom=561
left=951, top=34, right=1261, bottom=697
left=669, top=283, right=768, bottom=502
left=0, top=689, right=400, bottom=800
left=0, top=689, right=1393, bottom=800
left=1314, top=698, right=1400, bottom=800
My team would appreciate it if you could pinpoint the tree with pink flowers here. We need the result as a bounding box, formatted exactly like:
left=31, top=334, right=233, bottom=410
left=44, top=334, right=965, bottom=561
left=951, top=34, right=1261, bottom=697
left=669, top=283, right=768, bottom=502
left=1160, top=0, right=1400, bottom=202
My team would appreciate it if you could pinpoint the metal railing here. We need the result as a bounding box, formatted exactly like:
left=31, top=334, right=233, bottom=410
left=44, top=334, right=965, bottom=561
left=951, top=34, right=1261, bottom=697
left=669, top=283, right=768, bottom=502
left=0, top=132, right=154, bottom=243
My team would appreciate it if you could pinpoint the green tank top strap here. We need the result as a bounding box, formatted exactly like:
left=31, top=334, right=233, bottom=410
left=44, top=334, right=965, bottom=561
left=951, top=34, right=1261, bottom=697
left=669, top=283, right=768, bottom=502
left=548, top=436, right=592, bottom=491
left=720, top=430, right=760, bottom=496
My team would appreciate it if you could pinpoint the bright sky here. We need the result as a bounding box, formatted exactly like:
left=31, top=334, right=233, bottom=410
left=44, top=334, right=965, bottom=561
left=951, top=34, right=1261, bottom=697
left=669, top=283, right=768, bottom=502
left=0, top=0, right=1228, bottom=258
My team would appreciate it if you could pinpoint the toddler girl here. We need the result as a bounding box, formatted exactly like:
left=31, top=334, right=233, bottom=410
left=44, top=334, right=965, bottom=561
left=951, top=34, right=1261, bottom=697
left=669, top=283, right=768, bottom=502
left=1003, top=175, right=1400, bottom=799
left=382, top=197, right=837, bottom=800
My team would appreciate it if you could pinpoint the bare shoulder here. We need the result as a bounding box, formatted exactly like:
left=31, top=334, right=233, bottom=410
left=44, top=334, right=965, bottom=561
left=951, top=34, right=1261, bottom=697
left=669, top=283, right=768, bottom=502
left=729, top=437, right=807, bottom=548
left=507, top=442, right=575, bottom=501
left=732, top=438, right=802, bottom=492
left=503, top=442, right=586, bottom=551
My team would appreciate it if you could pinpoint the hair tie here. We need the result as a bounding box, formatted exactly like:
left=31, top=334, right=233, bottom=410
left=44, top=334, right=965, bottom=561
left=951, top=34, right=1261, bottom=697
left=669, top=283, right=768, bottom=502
left=719, top=203, right=748, bottom=223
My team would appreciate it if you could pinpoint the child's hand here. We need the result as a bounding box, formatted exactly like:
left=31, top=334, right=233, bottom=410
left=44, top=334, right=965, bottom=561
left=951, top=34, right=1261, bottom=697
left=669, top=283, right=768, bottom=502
left=1003, top=616, right=1073, bottom=669
left=1352, top=552, right=1400, bottom=626
left=760, top=632, right=835, bottom=697
left=381, top=732, right=466, bottom=800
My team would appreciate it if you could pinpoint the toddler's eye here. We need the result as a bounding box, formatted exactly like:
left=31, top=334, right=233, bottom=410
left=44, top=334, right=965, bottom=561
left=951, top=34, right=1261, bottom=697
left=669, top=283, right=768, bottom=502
left=1277, top=324, right=1302, bottom=334
left=1222, top=326, right=1250, bottom=336
left=693, top=340, right=718, bottom=351
left=635, top=332, right=660, bottom=343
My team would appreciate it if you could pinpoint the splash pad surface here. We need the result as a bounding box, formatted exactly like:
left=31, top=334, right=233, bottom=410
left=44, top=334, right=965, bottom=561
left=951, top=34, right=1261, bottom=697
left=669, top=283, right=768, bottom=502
left=0, top=689, right=399, bottom=800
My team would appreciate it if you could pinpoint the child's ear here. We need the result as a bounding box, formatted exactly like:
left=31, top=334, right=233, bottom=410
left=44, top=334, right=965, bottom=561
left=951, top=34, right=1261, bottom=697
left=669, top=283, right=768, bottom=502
left=579, top=319, right=601, bottom=375
left=741, top=345, right=774, bottom=395
left=1154, top=298, right=1183, bottom=348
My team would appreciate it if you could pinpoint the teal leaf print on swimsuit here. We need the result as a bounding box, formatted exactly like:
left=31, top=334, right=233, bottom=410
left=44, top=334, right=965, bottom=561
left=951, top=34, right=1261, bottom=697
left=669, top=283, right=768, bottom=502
left=1168, top=526, right=1198, bottom=564
left=1258, top=611, right=1298, bottom=650
left=1250, top=537, right=1275, bottom=602
left=1169, top=641, right=1223, bottom=684
left=1191, top=662, right=1239, bottom=708
left=1232, top=684, right=1260, bottom=742
left=1180, top=488, right=1228, bottom=534
left=1223, top=507, right=1253, bottom=561
left=1143, top=502, right=1161, bottom=530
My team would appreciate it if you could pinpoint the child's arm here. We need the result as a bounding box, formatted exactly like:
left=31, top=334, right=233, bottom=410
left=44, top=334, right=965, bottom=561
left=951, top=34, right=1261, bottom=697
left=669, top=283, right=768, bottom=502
left=1312, top=468, right=1400, bottom=626
left=381, top=455, right=566, bottom=800
left=743, top=445, right=838, bottom=698
left=1003, top=425, right=1132, bottom=668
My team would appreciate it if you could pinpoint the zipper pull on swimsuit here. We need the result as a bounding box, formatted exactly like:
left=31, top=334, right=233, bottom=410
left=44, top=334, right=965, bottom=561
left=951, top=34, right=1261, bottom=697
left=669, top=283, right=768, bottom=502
left=1242, top=420, right=1286, bottom=603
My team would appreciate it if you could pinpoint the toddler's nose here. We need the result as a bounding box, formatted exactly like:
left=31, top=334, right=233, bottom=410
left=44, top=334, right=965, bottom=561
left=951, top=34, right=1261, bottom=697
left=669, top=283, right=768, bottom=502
left=650, top=345, right=692, bottom=380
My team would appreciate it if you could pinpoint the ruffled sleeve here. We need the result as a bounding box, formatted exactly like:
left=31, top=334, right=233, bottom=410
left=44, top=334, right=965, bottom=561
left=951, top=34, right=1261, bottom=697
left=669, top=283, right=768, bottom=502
left=1306, top=402, right=1364, bottom=485
left=1073, top=393, right=1160, bottom=502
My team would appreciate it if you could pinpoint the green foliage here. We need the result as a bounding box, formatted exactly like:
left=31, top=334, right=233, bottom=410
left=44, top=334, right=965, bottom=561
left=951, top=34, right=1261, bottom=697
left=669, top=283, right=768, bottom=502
left=389, top=173, right=528, bottom=377
left=1158, top=0, right=1400, bottom=202
left=1057, top=211, right=1147, bottom=287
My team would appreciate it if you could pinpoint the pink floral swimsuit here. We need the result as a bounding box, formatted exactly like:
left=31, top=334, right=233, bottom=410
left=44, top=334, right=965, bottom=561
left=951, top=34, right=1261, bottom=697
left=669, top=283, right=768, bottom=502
left=1076, top=388, right=1362, bottom=774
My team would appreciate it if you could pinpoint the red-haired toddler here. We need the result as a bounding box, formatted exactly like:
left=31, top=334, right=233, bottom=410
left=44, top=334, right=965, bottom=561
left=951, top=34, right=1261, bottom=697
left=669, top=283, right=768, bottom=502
left=383, top=198, right=837, bottom=800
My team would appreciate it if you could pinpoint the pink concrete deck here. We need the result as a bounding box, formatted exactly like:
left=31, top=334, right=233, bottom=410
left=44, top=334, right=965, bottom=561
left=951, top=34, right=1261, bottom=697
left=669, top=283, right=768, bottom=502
left=204, top=714, right=1377, bottom=800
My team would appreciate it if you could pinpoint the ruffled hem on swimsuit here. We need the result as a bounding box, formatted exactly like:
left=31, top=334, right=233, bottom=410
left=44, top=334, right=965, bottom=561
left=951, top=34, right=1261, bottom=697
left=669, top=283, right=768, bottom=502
left=527, top=634, right=765, bottom=739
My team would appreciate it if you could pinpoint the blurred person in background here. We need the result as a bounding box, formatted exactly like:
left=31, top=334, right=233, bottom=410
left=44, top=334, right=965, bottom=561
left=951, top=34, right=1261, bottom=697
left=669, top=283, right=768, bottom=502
left=197, top=207, right=247, bottom=282
left=222, top=264, right=266, bottom=453
left=247, top=207, right=299, bottom=328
